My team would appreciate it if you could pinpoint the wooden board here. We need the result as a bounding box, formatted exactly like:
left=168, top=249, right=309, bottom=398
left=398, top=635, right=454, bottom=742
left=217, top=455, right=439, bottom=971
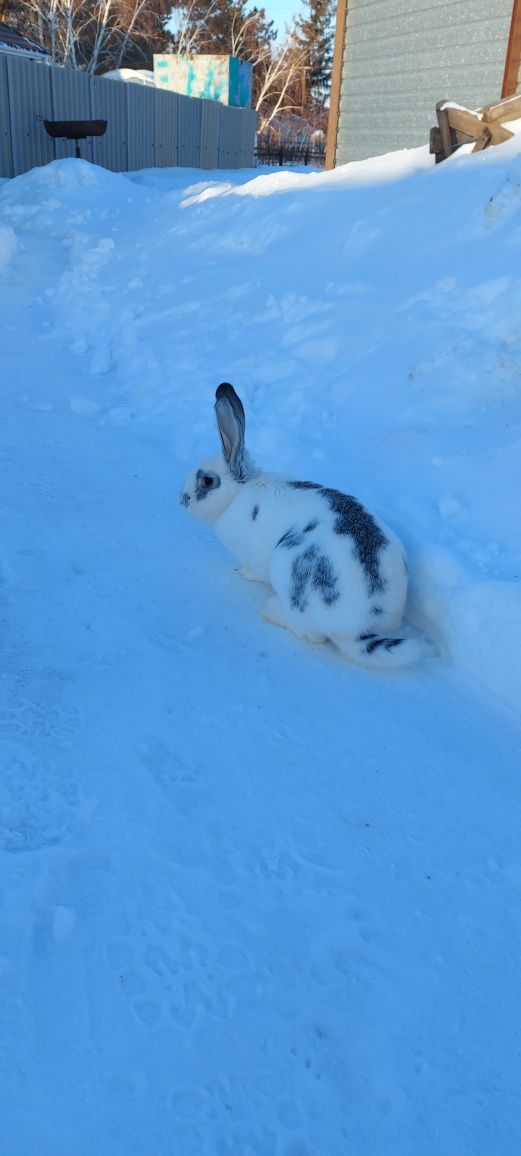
left=325, top=0, right=348, bottom=170
left=480, top=93, right=521, bottom=123
left=445, top=106, right=483, bottom=138
left=502, top=0, right=521, bottom=99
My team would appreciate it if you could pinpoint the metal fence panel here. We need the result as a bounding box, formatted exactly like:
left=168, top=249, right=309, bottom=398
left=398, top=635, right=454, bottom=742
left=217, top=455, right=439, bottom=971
left=155, top=88, right=178, bottom=167
left=0, top=55, right=13, bottom=178
left=219, top=106, right=243, bottom=168
left=200, top=99, right=222, bottom=169
left=177, top=93, right=201, bottom=167
left=90, top=75, right=128, bottom=171
left=1, top=54, right=256, bottom=176
left=7, top=55, right=54, bottom=175
left=50, top=65, right=94, bottom=162
left=127, top=82, right=155, bottom=170
left=238, top=107, right=256, bottom=166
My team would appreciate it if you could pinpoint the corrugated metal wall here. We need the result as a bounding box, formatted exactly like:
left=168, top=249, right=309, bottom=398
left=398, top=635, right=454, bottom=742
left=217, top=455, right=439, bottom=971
left=0, top=54, right=13, bottom=176
left=0, top=53, right=257, bottom=178
left=336, top=0, right=514, bottom=163
left=126, top=82, right=155, bottom=171
left=201, top=100, right=223, bottom=169
left=177, top=93, right=202, bottom=167
left=49, top=66, right=93, bottom=162
left=6, top=52, right=54, bottom=172
left=155, top=88, right=178, bottom=168
left=219, top=106, right=257, bottom=168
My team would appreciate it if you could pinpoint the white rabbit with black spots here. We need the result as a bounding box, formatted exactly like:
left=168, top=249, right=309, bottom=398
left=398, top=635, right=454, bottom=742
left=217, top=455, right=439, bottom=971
left=181, top=383, right=430, bottom=670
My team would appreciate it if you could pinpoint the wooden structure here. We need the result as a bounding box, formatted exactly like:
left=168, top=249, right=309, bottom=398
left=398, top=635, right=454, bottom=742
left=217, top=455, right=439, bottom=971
left=327, top=0, right=521, bottom=169
left=431, top=93, right=521, bottom=162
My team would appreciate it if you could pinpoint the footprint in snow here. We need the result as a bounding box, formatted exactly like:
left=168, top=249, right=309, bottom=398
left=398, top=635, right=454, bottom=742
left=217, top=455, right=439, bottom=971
left=0, top=738, right=80, bottom=853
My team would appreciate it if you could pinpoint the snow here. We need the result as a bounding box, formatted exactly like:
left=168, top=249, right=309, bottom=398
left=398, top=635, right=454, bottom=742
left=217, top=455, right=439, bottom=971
left=0, top=222, right=16, bottom=267
left=0, top=141, right=521, bottom=1154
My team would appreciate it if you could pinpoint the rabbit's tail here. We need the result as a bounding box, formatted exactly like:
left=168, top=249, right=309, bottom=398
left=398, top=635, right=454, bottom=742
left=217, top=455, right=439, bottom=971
left=337, top=631, right=432, bottom=671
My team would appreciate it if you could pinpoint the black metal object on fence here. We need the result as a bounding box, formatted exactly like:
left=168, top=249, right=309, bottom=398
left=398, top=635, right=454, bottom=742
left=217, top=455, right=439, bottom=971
left=254, top=143, right=325, bottom=168
left=43, top=119, right=108, bottom=159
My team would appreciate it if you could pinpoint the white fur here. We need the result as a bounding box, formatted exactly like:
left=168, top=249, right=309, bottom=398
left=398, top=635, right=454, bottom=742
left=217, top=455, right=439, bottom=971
left=181, top=395, right=429, bottom=671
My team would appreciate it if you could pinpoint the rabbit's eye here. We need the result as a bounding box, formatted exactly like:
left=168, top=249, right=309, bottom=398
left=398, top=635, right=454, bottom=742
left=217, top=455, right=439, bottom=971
left=196, top=468, right=220, bottom=498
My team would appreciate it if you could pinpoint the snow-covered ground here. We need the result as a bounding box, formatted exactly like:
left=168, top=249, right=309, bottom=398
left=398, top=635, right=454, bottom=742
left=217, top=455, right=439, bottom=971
left=0, top=141, right=520, bottom=1155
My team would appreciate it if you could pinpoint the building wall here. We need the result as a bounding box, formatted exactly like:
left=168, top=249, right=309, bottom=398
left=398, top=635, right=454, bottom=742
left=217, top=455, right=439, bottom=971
left=335, top=0, right=515, bottom=164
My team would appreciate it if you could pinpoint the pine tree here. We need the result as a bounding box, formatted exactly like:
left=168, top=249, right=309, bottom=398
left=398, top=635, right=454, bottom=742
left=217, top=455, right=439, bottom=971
left=293, top=0, right=334, bottom=118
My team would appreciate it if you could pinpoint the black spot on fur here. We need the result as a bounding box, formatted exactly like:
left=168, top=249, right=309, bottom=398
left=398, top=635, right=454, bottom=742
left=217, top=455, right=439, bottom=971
left=290, top=548, right=315, bottom=610
left=371, top=605, right=383, bottom=616
left=290, top=545, right=340, bottom=612
left=365, top=637, right=388, bottom=653
left=252, top=505, right=259, bottom=521
left=288, top=482, right=388, bottom=595
left=321, top=488, right=387, bottom=595
left=364, top=636, right=404, bottom=654
left=278, top=520, right=319, bottom=550
left=314, top=553, right=339, bottom=605
left=278, top=527, right=305, bottom=549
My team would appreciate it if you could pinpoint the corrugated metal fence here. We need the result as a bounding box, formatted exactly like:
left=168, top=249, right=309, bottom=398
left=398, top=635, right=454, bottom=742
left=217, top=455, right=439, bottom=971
left=0, top=53, right=257, bottom=178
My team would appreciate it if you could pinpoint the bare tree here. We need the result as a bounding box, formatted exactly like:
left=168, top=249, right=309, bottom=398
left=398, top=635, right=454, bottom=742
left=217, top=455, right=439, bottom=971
left=253, top=33, right=309, bottom=132
left=167, top=2, right=309, bottom=131
left=19, top=0, right=168, bottom=73
left=168, top=0, right=222, bottom=57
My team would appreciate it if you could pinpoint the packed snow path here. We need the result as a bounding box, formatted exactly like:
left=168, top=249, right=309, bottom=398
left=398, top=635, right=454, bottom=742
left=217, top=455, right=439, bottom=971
left=1, top=151, right=520, bottom=1155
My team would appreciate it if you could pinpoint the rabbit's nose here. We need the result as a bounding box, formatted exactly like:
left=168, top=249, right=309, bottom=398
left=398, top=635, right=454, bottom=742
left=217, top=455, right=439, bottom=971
left=180, top=492, right=191, bottom=507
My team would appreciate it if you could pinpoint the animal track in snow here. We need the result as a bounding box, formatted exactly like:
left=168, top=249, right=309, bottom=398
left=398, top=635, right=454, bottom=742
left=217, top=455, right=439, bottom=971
left=107, top=923, right=233, bottom=1031
left=0, top=696, right=80, bottom=742
left=0, top=738, right=79, bottom=853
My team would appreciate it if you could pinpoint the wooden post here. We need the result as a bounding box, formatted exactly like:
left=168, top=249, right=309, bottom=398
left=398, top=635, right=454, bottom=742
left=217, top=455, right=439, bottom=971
left=325, top=0, right=348, bottom=170
left=435, top=101, right=457, bottom=161
left=502, top=0, right=521, bottom=98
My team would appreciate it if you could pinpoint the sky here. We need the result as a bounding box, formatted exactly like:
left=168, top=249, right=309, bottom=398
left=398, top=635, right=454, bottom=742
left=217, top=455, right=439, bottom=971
left=264, top=0, right=301, bottom=37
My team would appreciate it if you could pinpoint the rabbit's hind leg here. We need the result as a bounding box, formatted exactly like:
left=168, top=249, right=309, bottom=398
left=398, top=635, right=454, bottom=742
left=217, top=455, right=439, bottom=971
left=261, top=595, right=322, bottom=644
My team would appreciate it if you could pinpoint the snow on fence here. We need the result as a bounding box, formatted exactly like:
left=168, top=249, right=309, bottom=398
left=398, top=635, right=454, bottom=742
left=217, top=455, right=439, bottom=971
left=0, top=53, right=257, bottom=178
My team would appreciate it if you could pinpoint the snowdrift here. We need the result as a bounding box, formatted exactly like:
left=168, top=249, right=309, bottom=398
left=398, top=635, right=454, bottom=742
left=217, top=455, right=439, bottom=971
left=2, top=142, right=519, bottom=711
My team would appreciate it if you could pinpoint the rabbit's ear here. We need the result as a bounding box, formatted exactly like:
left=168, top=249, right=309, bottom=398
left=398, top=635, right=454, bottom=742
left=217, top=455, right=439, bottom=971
left=215, top=383, right=246, bottom=481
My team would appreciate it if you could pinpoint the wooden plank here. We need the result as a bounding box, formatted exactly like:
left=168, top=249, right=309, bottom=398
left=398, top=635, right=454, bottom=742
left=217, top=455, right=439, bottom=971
left=429, top=126, right=442, bottom=159
left=325, top=0, right=348, bottom=169
left=487, top=121, right=515, bottom=144
left=435, top=101, right=456, bottom=161
left=502, top=0, right=521, bottom=99
left=445, top=105, right=483, bottom=139
left=472, top=126, right=492, bottom=153
left=480, top=93, right=521, bottom=123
